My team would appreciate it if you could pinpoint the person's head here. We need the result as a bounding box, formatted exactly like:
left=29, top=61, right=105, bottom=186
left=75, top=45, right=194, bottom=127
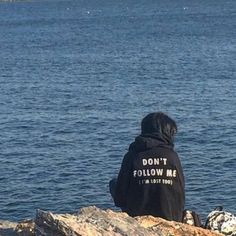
left=141, top=112, right=177, bottom=144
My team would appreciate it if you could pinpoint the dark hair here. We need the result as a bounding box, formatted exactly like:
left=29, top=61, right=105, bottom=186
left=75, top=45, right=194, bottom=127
left=141, top=112, right=177, bottom=143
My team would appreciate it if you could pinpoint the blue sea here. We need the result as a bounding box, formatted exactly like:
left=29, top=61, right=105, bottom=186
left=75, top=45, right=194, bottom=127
left=0, top=0, right=236, bottom=221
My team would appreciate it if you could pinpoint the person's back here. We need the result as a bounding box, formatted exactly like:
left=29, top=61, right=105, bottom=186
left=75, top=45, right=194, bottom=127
left=111, top=112, right=185, bottom=222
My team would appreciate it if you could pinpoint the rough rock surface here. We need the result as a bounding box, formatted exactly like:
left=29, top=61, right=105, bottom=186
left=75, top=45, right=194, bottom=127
left=0, top=220, right=18, bottom=236
left=35, top=207, right=157, bottom=236
left=35, top=206, right=223, bottom=236
left=136, top=215, right=223, bottom=236
left=1, top=206, right=224, bottom=236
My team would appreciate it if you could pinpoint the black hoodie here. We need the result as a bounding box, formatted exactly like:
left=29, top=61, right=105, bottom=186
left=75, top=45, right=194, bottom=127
left=114, top=134, right=185, bottom=222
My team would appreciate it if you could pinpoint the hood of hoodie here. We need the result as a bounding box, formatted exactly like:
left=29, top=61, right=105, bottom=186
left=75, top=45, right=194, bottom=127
left=129, top=133, right=174, bottom=152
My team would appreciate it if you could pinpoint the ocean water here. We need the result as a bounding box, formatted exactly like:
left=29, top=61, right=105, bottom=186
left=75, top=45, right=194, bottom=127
left=0, top=0, right=236, bottom=221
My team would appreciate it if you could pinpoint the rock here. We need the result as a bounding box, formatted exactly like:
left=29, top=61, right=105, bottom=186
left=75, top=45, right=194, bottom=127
left=0, top=219, right=35, bottom=236
left=0, top=206, right=225, bottom=236
left=33, top=206, right=223, bottom=236
left=35, top=206, right=157, bottom=236
left=0, top=220, right=18, bottom=236
left=137, top=215, right=223, bottom=236
left=15, top=220, right=35, bottom=236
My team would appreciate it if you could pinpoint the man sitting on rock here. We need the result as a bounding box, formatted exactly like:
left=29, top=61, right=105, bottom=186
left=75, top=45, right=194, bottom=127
left=110, top=112, right=185, bottom=222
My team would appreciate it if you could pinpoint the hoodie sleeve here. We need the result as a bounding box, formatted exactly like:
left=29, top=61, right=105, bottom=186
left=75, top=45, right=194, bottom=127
left=114, top=151, right=133, bottom=208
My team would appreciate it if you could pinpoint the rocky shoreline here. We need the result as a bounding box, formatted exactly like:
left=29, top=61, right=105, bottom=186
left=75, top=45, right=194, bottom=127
left=0, top=206, right=223, bottom=236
